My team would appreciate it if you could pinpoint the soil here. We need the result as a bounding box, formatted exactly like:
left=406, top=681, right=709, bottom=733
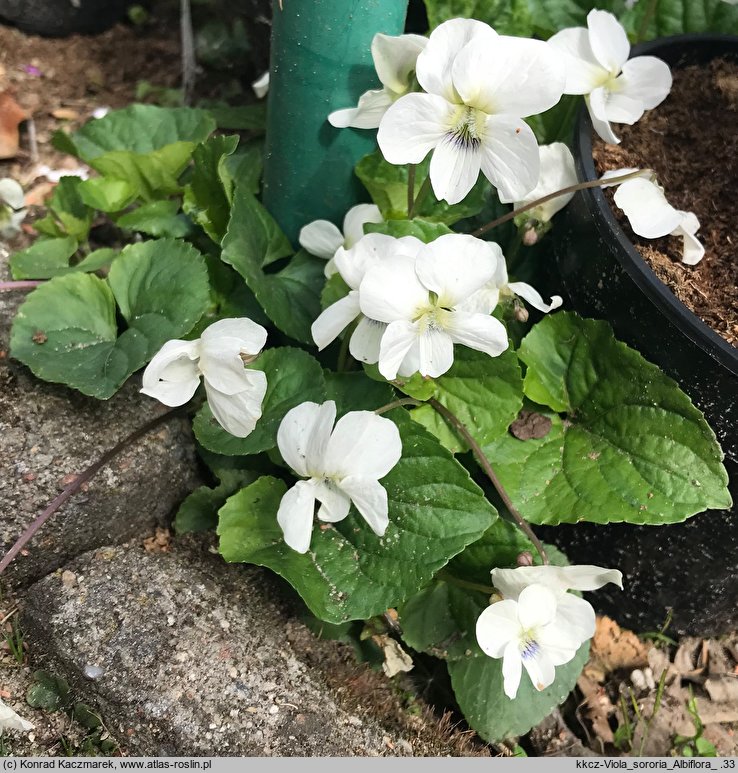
left=593, top=59, right=738, bottom=347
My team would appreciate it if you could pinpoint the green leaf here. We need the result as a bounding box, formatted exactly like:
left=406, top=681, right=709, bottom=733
left=362, top=362, right=437, bottom=401
left=218, top=411, right=496, bottom=623
left=324, top=370, right=395, bottom=416
left=207, top=104, right=267, bottom=133
left=525, top=0, right=622, bottom=38
left=482, top=312, right=731, bottom=526
left=221, top=188, right=324, bottom=343
left=365, top=218, right=453, bottom=243
left=77, top=177, right=137, bottom=212
left=424, top=0, right=535, bottom=36
left=11, top=239, right=210, bottom=398
left=619, top=0, right=738, bottom=39
left=526, top=95, right=581, bottom=145
left=193, top=347, right=326, bottom=456
left=63, top=105, right=216, bottom=160
left=321, top=272, right=349, bottom=310
left=448, top=641, right=589, bottom=742
left=355, top=150, right=488, bottom=225
left=409, top=347, right=524, bottom=452
left=45, top=176, right=93, bottom=241
left=183, top=134, right=240, bottom=243
left=222, top=143, right=263, bottom=197
left=117, top=200, right=192, bottom=238
left=26, top=671, right=71, bottom=712
left=10, top=237, right=78, bottom=280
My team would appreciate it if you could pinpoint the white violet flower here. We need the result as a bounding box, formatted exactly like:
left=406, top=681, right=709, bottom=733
left=359, top=233, right=509, bottom=380
left=476, top=564, right=622, bottom=698
left=311, top=232, right=424, bottom=366
left=513, top=142, right=578, bottom=224
left=329, top=33, right=428, bottom=129
left=548, top=10, right=672, bottom=144
left=252, top=71, right=270, bottom=99
left=276, top=400, right=402, bottom=553
left=0, top=697, right=34, bottom=732
left=299, top=203, right=384, bottom=277
left=0, top=178, right=27, bottom=237
left=141, top=318, right=268, bottom=438
left=609, top=173, right=705, bottom=265
left=377, top=18, right=566, bottom=205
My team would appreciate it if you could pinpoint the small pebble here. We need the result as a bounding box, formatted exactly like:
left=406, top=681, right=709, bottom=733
left=83, top=664, right=104, bottom=680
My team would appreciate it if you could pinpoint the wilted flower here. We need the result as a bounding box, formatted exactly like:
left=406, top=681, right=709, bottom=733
left=377, top=18, right=565, bottom=205
left=0, top=178, right=27, bottom=238
left=329, top=33, right=428, bottom=129
left=548, top=10, right=672, bottom=144
left=141, top=318, right=268, bottom=438
left=276, top=400, right=402, bottom=553
left=299, top=204, right=384, bottom=277
left=359, top=233, right=509, bottom=379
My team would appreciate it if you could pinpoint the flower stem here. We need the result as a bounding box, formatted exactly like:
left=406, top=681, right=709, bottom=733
left=374, top=397, right=422, bottom=415
left=336, top=333, right=351, bottom=372
left=409, top=176, right=432, bottom=219
left=437, top=569, right=495, bottom=596
left=428, top=397, right=549, bottom=565
left=0, top=281, right=43, bottom=292
left=471, top=168, right=652, bottom=238
left=0, top=407, right=182, bottom=576
left=407, top=163, right=416, bottom=217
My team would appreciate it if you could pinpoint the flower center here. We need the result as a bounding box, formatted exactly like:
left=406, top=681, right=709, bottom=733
left=412, top=294, right=452, bottom=333
left=519, top=635, right=541, bottom=661
left=446, top=105, right=484, bottom=150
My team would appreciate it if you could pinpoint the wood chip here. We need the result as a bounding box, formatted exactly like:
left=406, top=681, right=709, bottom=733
left=0, top=90, right=29, bottom=158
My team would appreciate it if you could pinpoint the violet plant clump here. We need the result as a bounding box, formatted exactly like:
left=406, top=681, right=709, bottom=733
left=3, top=3, right=734, bottom=747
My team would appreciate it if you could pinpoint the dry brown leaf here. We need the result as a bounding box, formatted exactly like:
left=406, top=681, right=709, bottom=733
left=590, top=615, right=650, bottom=673
left=674, top=637, right=704, bottom=678
left=0, top=91, right=29, bottom=158
left=24, top=180, right=55, bottom=207
left=707, top=640, right=734, bottom=677
left=694, top=698, right=738, bottom=725
left=704, top=677, right=738, bottom=704
left=577, top=672, right=615, bottom=744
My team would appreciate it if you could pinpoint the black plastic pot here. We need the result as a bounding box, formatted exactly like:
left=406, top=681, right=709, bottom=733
left=551, top=34, right=738, bottom=637
left=0, top=0, right=129, bottom=36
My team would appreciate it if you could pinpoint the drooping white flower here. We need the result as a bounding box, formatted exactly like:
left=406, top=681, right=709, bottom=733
left=0, top=178, right=27, bottom=237
left=460, top=253, right=563, bottom=315
left=141, top=318, right=268, bottom=438
left=611, top=175, right=705, bottom=265
left=252, top=71, right=270, bottom=99
left=359, top=233, right=509, bottom=380
left=513, top=143, right=578, bottom=224
left=0, top=697, right=34, bottom=732
left=476, top=584, right=585, bottom=698
left=276, top=400, right=402, bottom=553
left=328, top=33, right=428, bottom=129
left=299, top=204, right=384, bottom=277
left=548, top=10, right=672, bottom=144
left=377, top=19, right=566, bottom=205
left=311, top=232, right=424, bottom=366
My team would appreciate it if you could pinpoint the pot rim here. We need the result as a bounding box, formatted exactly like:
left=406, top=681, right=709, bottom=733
left=575, top=32, right=738, bottom=377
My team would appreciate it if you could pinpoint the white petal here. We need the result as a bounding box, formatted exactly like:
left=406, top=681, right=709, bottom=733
left=0, top=699, right=34, bottom=732
left=587, top=89, right=621, bottom=144
left=674, top=212, right=704, bottom=265
left=200, top=317, right=267, bottom=357
left=417, top=328, right=455, bottom=378
left=377, top=92, right=453, bottom=166
left=555, top=565, right=624, bottom=592
left=547, top=27, right=607, bottom=95
left=277, top=400, right=337, bottom=477
left=620, top=56, right=672, bottom=111
left=415, top=18, right=497, bottom=101
left=334, top=232, right=404, bottom=290
left=204, top=370, right=267, bottom=438
left=277, top=480, right=317, bottom=554
left=360, top=255, right=428, bottom=323
left=457, top=284, right=500, bottom=315
left=476, top=599, right=520, bottom=658
left=517, top=584, right=558, bottom=630
left=520, top=640, right=557, bottom=692
left=252, top=71, right=269, bottom=99
left=328, top=88, right=394, bottom=130
left=314, top=480, right=352, bottom=523
left=502, top=639, right=524, bottom=699
left=453, top=36, right=565, bottom=118
left=492, top=564, right=623, bottom=597
left=0, top=178, right=25, bottom=210
left=428, top=134, right=482, bottom=205
left=586, top=9, right=630, bottom=75
left=507, top=281, right=563, bottom=313
left=199, top=336, right=263, bottom=395
left=311, top=291, right=361, bottom=351
left=342, top=204, right=383, bottom=248
left=480, top=116, right=540, bottom=203
left=337, top=475, right=390, bottom=536
left=613, top=178, right=683, bottom=238
left=553, top=593, right=597, bottom=644
left=349, top=316, right=386, bottom=364
left=415, top=234, right=500, bottom=307
left=299, top=219, right=344, bottom=259
left=141, top=339, right=200, bottom=407
left=515, top=142, right=578, bottom=220
left=372, top=33, right=427, bottom=94
left=602, top=87, right=646, bottom=125
left=536, top=615, right=583, bottom=664
left=377, top=319, right=420, bottom=380
left=445, top=310, right=509, bottom=358
left=325, top=410, right=402, bottom=479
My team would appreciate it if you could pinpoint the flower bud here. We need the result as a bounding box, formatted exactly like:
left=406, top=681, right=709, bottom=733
left=516, top=551, right=534, bottom=567
left=513, top=303, right=529, bottom=324
left=522, top=225, right=539, bottom=246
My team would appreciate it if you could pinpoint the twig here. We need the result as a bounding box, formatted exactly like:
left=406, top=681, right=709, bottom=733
left=0, top=281, right=43, bottom=292
left=180, top=0, right=196, bottom=105
left=0, top=408, right=181, bottom=575
left=428, top=398, right=549, bottom=565
left=26, top=118, right=38, bottom=164
left=472, top=168, right=652, bottom=238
